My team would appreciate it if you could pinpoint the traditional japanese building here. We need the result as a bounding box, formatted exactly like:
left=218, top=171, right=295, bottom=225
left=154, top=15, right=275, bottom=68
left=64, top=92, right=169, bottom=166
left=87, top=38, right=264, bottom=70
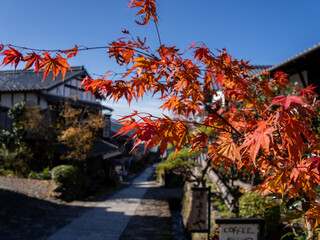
left=0, top=66, right=112, bottom=133
left=268, top=43, right=320, bottom=94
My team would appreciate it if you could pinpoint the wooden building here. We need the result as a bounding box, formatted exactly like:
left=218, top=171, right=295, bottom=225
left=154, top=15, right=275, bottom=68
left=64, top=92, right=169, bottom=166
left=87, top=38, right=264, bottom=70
left=268, top=43, right=320, bottom=94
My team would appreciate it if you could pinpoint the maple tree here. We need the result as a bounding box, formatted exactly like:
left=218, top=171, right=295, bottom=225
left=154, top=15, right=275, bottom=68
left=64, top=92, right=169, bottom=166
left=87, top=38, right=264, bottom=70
left=1, top=0, right=320, bottom=237
left=57, top=102, right=105, bottom=162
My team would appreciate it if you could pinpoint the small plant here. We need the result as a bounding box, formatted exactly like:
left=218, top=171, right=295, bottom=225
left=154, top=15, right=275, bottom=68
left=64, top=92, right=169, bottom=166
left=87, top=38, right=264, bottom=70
left=0, top=143, right=33, bottom=176
left=0, top=130, right=14, bottom=147
left=0, top=168, right=14, bottom=176
left=239, top=191, right=280, bottom=239
left=156, top=147, right=198, bottom=182
left=28, top=167, right=51, bottom=180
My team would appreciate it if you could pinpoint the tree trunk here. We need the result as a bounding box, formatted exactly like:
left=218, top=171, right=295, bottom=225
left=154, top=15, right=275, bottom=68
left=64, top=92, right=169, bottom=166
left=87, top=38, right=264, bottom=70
left=197, top=153, right=237, bottom=212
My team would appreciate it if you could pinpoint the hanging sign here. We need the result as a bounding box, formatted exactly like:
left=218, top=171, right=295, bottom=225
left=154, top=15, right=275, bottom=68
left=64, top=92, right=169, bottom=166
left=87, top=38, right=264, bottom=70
left=216, top=218, right=265, bottom=240
left=188, top=187, right=209, bottom=232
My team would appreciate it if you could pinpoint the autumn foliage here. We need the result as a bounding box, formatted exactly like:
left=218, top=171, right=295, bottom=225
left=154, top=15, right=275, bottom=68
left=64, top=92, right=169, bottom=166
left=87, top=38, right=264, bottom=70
left=1, top=0, right=320, bottom=235
left=57, top=102, right=105, bottom=161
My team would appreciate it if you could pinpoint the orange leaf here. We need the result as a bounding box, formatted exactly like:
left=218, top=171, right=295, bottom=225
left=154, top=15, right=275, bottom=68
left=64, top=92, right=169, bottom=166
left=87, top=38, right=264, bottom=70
left=1, top=46, right=23, bottom=69
left=61, top=45, right=78, bottom=58
left=239, top=120, right=274, bottom=165
left=40, top=52, right=71, bottom=81
left=23, top=52, right=42, bottom=73
left=128, top=0, right=158, bottom=25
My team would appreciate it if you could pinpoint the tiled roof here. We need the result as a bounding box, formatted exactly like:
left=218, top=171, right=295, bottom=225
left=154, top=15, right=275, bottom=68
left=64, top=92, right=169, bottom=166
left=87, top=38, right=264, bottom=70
left=268, top=42, right=320, bottom=72
left=248, top=65, right=273, bottom=77
left=0, top=66, right=87, bottom=92
left=41, top=93, right=113, bottom=111
left=93, top=139, right=119, bottom=156
left=110, top=118, right=134, bottom=137
left=0, top=65, right=273, bottom=92
left=56, top=138, right=118, bottom=157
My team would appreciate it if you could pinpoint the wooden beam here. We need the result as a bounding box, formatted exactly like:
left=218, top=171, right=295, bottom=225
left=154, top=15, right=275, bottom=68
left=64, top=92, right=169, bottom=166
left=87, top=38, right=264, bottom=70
left=298, top=71, right=307, bottom=88
left=197, top=153, right=236, bottom=212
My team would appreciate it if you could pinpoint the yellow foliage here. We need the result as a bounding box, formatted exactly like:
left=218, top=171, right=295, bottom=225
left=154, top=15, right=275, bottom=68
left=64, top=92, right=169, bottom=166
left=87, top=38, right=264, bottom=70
left=22, top=106, right=45, bottom=132
left=57, top=102, right=105, bottom=161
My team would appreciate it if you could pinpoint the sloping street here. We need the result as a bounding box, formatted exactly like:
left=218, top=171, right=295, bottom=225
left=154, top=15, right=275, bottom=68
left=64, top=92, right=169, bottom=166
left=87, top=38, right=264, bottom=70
left=46, top=165, right=181, bottom=240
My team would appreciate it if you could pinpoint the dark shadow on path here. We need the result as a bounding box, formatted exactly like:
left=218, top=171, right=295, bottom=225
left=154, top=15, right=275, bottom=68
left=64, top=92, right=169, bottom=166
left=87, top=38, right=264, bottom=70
left=119, top=183, right=184, bottom=240
left=0, top=189, right=90, bottom=240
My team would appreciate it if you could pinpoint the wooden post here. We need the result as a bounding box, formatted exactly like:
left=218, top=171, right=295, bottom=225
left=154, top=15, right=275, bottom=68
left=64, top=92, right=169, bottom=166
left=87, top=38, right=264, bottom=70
left=207, top=186, right=211, bottom=240
left=189, top=187, right=212, bottom=240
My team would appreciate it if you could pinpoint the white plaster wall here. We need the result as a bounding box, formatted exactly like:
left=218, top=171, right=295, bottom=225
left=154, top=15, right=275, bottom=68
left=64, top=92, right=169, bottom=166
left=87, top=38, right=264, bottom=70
left=26, top=93, right=38, bottom=106
left=64, top=86, right=70, bottom=96
left=289, top=70, right=308, bottom=87
left=71, top=79, right=77, bottom=87
left=1, top=94, right=12, bottom=107
left=56, top=85, right=64, bottom=96
left=44, top=78, right=96, bottom=102
left=78, top=90, right=83, bottom=100
left=48, top=87, right=56, bottom=96
left=39, top=97, right=48, bottom=109
left=48, top=85, right=64, bottom=96
left=13, top=93, right=24, bottom=104
left=69, top=87, right=75, bottom=96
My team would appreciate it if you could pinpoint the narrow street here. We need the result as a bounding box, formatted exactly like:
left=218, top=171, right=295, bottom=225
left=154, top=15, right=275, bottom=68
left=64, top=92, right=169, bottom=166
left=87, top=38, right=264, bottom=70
left=47, top=164, right=182, bottom=240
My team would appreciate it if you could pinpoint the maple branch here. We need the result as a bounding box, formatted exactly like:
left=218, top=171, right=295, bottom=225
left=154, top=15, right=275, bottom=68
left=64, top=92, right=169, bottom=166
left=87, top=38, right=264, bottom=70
left=6, top=44, right=158, bottom=61
left=154, top=20, right=162, bottom=47
left=196, top=160, right=211, bottom=187
left=182, top=120, right=232, bottom=133
left=211, top=108, right=242, bottom=138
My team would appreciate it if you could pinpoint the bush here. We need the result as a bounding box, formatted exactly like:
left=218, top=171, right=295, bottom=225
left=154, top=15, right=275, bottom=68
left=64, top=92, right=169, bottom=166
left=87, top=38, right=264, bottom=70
left=0, top=168, right=14, bottom=176
left=0, top=130, right=14, bottom=147
left=28, top=167, right=51, bottom=180
left=156, top=147, right=197, bottom=183
left=239, top=191, right=281, bottom=239
left=51, top=165, right=81, bottom=189
left=51, top=165, right=85, bottom=201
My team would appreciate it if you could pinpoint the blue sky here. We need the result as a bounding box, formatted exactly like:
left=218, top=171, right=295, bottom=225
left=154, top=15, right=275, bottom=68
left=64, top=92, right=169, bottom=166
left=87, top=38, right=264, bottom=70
left=1, top=0, right=320, bottom=118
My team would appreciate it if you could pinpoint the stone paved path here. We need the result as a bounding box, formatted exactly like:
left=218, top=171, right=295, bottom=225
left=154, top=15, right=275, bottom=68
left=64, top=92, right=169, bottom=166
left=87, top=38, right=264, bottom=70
left=119, top=179, right=180, bottom=240
left=47, top=164, right=178, bottom=240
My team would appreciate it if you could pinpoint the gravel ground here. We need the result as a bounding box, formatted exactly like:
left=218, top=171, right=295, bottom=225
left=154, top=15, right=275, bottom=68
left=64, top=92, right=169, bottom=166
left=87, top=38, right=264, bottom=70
left=0, top=176, right=130, bottom=240
left=119, top=173, right=185, bottom=240
left=0, top=169, right=185, bottom=240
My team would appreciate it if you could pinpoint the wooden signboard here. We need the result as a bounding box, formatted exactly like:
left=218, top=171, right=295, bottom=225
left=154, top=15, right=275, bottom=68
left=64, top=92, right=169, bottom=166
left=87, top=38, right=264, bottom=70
left=215, top=218, right=265, bottom=240
left=188, top=188, right=208, bottom=232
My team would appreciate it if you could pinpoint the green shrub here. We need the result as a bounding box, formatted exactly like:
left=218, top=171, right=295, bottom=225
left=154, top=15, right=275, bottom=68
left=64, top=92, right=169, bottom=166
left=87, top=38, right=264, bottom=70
left=239, top=191, right=280, bottom=239
left=51, top=165, right=86, bottom=201
left=51, top=165, right=81, bottom=189
left=0, top=130, right=14, bottom=147
left=0, top=168, right=14, bottom=176
left=0, top=143, right=33, bottom=177
left=28, top=167, right=51, bottom=180
left=156, top=147, right=198, bottom=182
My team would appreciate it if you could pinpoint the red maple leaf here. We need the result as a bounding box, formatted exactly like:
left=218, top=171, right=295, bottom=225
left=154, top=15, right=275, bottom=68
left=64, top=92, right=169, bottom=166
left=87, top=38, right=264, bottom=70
left=40, top=52, right=71, bottom=81
left=23, top=52, right=43, bottom=74
left=265, top=95, right=306, bottom=112
left=1, top=46, right=23, bottom=69
left=273, top=71, right=289, bottom=84
left=310, top=157, right=320, bottom=174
